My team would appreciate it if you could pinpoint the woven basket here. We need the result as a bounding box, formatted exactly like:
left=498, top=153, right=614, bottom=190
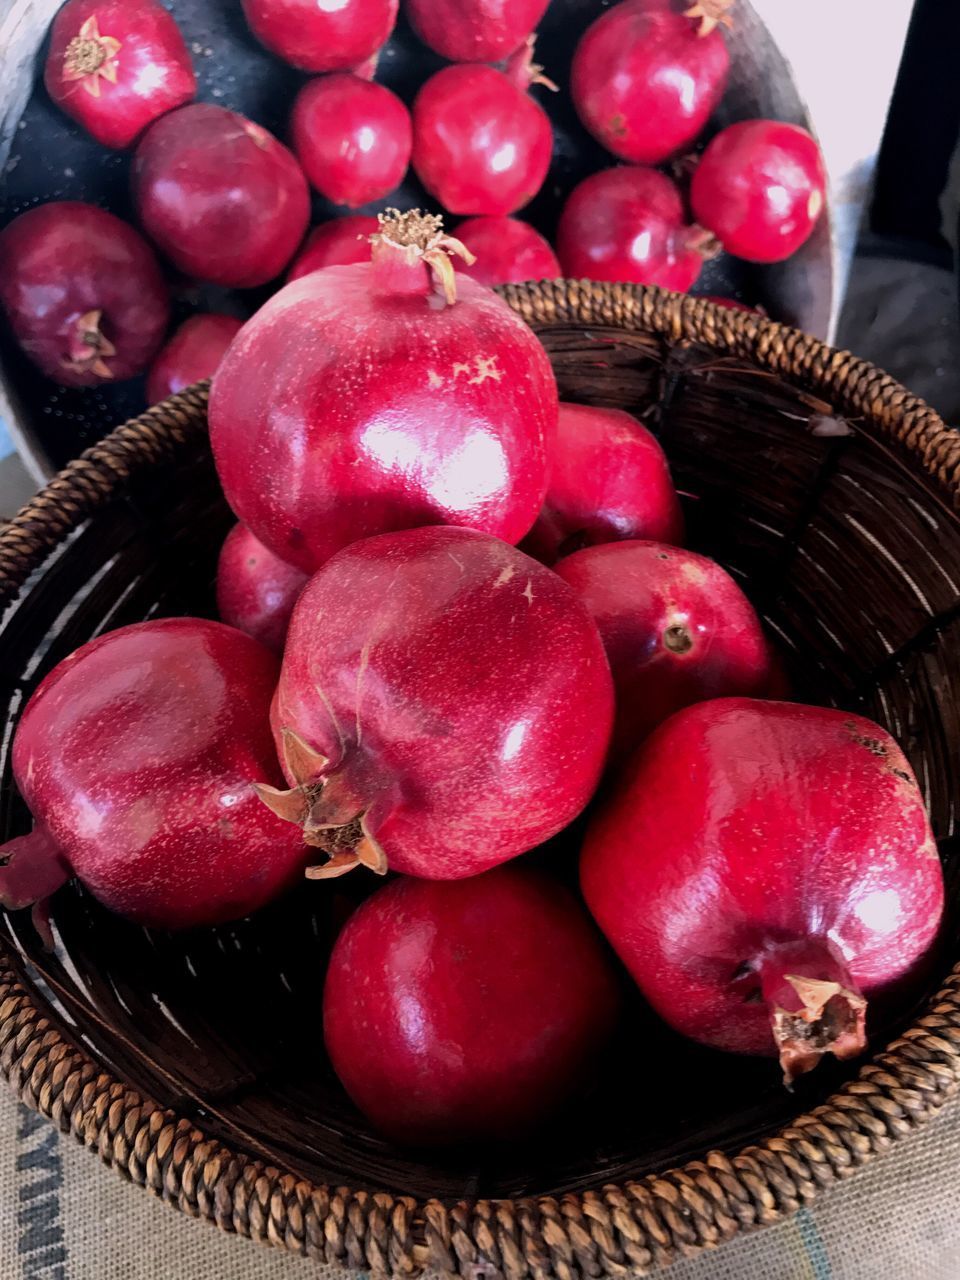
left=2, top=282, right=960, bottom=1279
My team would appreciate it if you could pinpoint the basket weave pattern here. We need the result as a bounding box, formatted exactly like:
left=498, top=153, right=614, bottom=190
left=1, top=284, right=960, bottom=1278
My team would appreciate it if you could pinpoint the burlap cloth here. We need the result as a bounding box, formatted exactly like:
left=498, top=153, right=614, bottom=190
left=3, top=1073, right=958, bottom=1280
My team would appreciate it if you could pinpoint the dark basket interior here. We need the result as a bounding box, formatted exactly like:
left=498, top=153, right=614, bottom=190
left=2, top=320, right=959, bottom=1205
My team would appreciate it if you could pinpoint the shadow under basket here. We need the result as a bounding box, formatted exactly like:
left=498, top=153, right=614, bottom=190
left=2, top=282, right=960, bottom=1278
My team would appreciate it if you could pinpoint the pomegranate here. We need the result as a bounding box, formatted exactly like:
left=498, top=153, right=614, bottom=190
left=286, top=217, right=379, bottom=282
left=690, top=120, right=827, bottom=263
left=44, top=0, right=195, bottom=150
left=240, top=0, right=397, bottom=73
left=210, top=209, right=558, bottom=573
left=556, top=167, right=710, bottom=289
left=323, top=864, right=620, bottom=1144
left=0, top=202, right=169, bottom=388
left=454, top=216, right=560, bottom=286
left=259, top=526, right=613, bottom=879
left=571, top=0, right=730, bottom=165
left=216, top=523, right=307, bottom=654
left=132, top=104, right=310, bottom=288
left=581, top=699, right=944, bottom=1082
left=0, top=619, right=307, bottom=930
left=701, top=295, right=759, bottom=313
left=557, top=542, right=771, bottom=756
left=524, top=403, right=683, bottom=564
left=411, top=41, right=554, bottom=216
left=405, top=0, right=550, bottom=62
left=290, top=75, right=411, bottom=209
left=146, top=313, right=243, bottom=404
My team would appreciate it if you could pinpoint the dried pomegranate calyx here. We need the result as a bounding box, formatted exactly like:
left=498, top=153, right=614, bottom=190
left=504, top=36, right=559, bottom=93
left=253, top=726, right=389, bottom=878
left=62, top=309, right=117, bottom=379
left=371, top=208, right=476, bottom=305
left=683, top=0, right=735, bottom=37
left=63, top=17, right=122, bottom=97
left=771, top=973, right=867, bottom=1086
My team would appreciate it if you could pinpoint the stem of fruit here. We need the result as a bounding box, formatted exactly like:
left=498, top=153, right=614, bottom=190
left=754, top=939, right=867, bottom=1085
left=370, top=209, right=475, bottom=306
left=503, top=37, right=559, bottom=93
left=0, top=826, right=71, bottom=911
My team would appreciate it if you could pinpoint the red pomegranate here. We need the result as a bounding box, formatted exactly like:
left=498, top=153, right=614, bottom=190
left=701, top=295, right=760, bottom=313
left=324, top=864, right=621, bottom=1144
left=454, top=216, right=560, bottom=286
left=571, top=0, right=730, bottom=164
left=240, top=0, right=398, bottom=73
left=0, top=202, right=169, bottom=387
left=411, top=41, right=554, bottom=216
left=290, top=75, right=411, bottom=208
left=44, top=0, right=195, bottom=150
left=132, top=104, right=310, bottom=287
left=690, top=120, right=827, bottom=263
left=581, top=699, right=945, bottom=1082
left=0, top=619, right=307, bottom=930
left=210, top=209, right=558, bottom=573
left=556, top=167, right=710, bottom=290
left=556, top=541, right=771, bottom=756
left=286, top=217, right=380, bottom=282
left=216, top=523, right=307, bottom=654
left=146, top=313, right=243, bottom=404
left=524, top=403, right=683, bottom=563
left=260, top=526, right=614, bottom=879
left=405, top=0, right=550, bottom=62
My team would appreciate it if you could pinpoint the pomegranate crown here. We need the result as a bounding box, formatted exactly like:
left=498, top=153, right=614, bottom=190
left=370, top=208, right=475, bottom=305
left=683, top=0, right=735, bottom=36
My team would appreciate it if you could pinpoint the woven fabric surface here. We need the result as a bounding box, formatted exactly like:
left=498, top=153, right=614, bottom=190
left=3, top=1079, right=958, bottom=1280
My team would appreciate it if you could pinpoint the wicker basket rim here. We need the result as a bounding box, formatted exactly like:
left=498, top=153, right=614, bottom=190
left=2, top=282, right=960, bottom=1279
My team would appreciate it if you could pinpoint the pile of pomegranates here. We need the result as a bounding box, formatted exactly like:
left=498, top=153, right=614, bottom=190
left=0, top=0, right=929, bottom=1162
left=0, top=195, right=945, bottom=1151
left=0, top=0, right=830, bottom=404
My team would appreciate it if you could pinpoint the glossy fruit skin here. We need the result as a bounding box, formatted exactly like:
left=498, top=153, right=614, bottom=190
left=210, top=234, right=558, bottom=573
left=286, top=217, right=379, bottom=282
left=701, top=295, right=758, bottom=312
left=571, top=2, right=728, bottom=164
left=557, top=542, right=771, bottom=756
left=581, top=699, right=944, bottom=1072
left=291, top=75, right=411, bottom=208
left=9, top=619, right=307, bottom=929
left=524, top=403, right=683, bottom=564
left=690, top=121, right=827, bottom=263
left=412, top=65, right=552, bottom=216
left=454, top=216, right=560, bottom=286
left=406, top=0, right=550, bottom=62
left=146, top=313, right=243, bottom=404
left=557, top=167, right=705, bottom=290
left=0, top=202, right=170, bottom=388
left=273, top=527, right=614, bottom=878
left=241, top=0, right=398, bottom=73
left=132, top=104, right=310, bottom=288
left=324, top=864, right=621, bottom=1145
left=44, top=0, right=196, bottom=150
left=216, top=523, right=307, bottom=654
